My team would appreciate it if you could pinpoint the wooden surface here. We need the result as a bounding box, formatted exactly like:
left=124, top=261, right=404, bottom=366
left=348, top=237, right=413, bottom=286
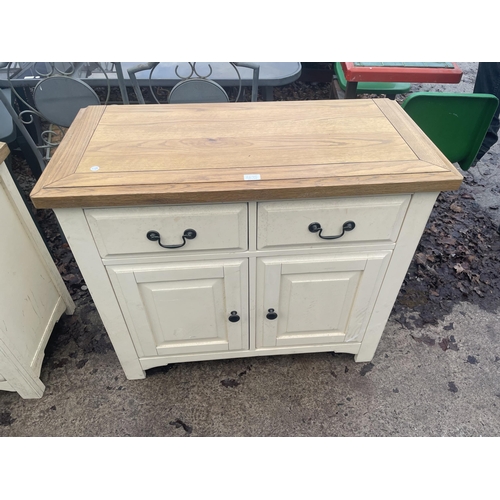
left=0, top=143, right=9, bottom=164
left=30, top=100, right=463, bottom=209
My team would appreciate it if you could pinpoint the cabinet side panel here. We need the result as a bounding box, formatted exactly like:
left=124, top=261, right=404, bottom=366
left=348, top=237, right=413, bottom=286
left=355, top=192, right=439, bottom=362
left=0, top=167, right=62, bottom=369
left=1, top=162, right=74, bottom=314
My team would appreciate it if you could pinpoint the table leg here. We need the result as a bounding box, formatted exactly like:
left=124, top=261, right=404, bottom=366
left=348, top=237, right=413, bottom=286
left=345, top=81, right=358, bottom=99
left=114, top=62, right=129, bottom=104
left=263, top=86, right=274, bottom=101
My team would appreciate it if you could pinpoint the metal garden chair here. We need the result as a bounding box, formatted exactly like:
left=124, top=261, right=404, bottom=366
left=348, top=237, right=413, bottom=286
left=0, top=86, right=46, bottom=178
left=0, top=62, right=114, bottom=176
left=127, top=62, right=260, bottom=104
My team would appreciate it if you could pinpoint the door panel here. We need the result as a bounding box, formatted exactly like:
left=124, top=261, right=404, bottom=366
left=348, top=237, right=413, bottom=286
left=256, top=251, right=391, bottom=348
left=107, top=259, right=248, bottom=357
left=279, top=271, right=360, bottom=338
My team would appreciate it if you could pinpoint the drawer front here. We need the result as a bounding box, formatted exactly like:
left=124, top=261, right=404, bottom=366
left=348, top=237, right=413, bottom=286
left=86, top=204, right=248, bottom=258
left=257, top=195, right=410, bottom=249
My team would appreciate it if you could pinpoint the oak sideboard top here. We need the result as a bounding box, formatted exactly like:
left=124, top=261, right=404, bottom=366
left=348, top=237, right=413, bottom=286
left=30, top=99, right=463, bottom=209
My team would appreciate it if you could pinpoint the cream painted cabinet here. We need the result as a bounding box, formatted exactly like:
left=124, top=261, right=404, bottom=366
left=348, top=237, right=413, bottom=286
left=101, top=215, right=392, bottom=364
left=29, top=100, right=463, bottom=381
left=49, top=193, right=430, bottom=379
left=0, top=144, right=74, bottom=398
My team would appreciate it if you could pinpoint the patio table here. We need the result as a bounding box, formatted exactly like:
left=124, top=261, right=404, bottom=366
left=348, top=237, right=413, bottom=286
left=341, top=62, right=463, bottom=98
left=0, top=62, right=302, bottom=101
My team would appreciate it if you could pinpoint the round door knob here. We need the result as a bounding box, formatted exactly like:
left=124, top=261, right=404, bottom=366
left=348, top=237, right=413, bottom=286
left=266, top=308, right=278, bottom=320
left=228, top=311, right=240, bottom=323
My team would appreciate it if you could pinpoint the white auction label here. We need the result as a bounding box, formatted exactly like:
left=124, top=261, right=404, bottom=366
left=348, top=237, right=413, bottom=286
left=244, top=174, right=261, bottom=180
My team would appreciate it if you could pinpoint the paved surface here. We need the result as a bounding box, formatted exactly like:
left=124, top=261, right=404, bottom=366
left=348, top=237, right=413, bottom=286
left=1, top=299, right=499, bottom=437
left=1, top=62, right=500, bottom=437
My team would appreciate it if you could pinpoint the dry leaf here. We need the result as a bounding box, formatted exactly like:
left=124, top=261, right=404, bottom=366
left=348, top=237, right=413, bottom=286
left=416, top=253, right=427, bottom=265
left=440, top=237, right=457, bottom=245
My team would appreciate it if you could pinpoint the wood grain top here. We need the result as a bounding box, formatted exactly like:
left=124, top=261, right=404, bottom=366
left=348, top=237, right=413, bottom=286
left=30, top=99, right=463, bottom=209
left=0, top=143, right=9, bottom=164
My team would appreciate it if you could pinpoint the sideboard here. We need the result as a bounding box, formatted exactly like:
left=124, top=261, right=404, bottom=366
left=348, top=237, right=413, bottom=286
left=30, top=100, right=463, bottom=380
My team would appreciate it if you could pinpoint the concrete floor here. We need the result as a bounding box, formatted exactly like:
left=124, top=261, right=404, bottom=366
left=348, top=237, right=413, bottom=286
left=1, top=298, right=499, bottom=437
left=1, top=62, right=499, bottom=437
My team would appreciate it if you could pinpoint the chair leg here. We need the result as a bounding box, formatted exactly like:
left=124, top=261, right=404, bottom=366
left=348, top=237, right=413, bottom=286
left=12, top=133, right=44, bottom=178
left=345, top=82, right=358, bottom=99
left=330, top=78, right=340, bottom=99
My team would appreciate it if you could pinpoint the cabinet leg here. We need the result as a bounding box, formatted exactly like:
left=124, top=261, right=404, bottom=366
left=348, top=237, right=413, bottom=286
left=123, top=368, right=147, bottom=380
left=353, top=351, right=375, bottom=363
left=119, top=357, right=146, bottom=379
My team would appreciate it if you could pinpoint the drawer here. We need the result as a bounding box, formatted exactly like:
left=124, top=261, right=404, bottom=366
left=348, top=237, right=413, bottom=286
left=257, top=195, right=410, bottom=249
left=85, top=204, right=248, bottom=258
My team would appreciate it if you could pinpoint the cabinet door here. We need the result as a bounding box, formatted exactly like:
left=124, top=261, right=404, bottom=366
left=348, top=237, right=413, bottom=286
left=107, top=259, right=248, bottom=357
left=256, top=252, right=391, bottom=348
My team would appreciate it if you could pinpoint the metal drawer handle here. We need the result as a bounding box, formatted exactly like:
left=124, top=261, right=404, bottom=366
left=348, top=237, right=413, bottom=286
left=146, top=229, right=197, bottom=249
left=308, top=221, right=355, bottom=240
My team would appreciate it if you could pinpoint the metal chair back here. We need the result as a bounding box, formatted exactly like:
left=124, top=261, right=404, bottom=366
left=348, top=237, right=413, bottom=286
left=127, top=62, right=260, bottom=104
left=168, top=78, right=229, bottom=104
left=0, top=62, right=111, bottom=174
left=33, top=76, right=100, bottom=128
left=0, top=87, right=46, bottom=177
left=0, top=88, right=16, bottom=143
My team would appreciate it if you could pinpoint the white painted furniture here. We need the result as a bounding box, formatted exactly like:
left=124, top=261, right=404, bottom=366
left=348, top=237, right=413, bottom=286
left=0, top=143, right=75, bottom=398
left=30, top=100, right=463, bottom=380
